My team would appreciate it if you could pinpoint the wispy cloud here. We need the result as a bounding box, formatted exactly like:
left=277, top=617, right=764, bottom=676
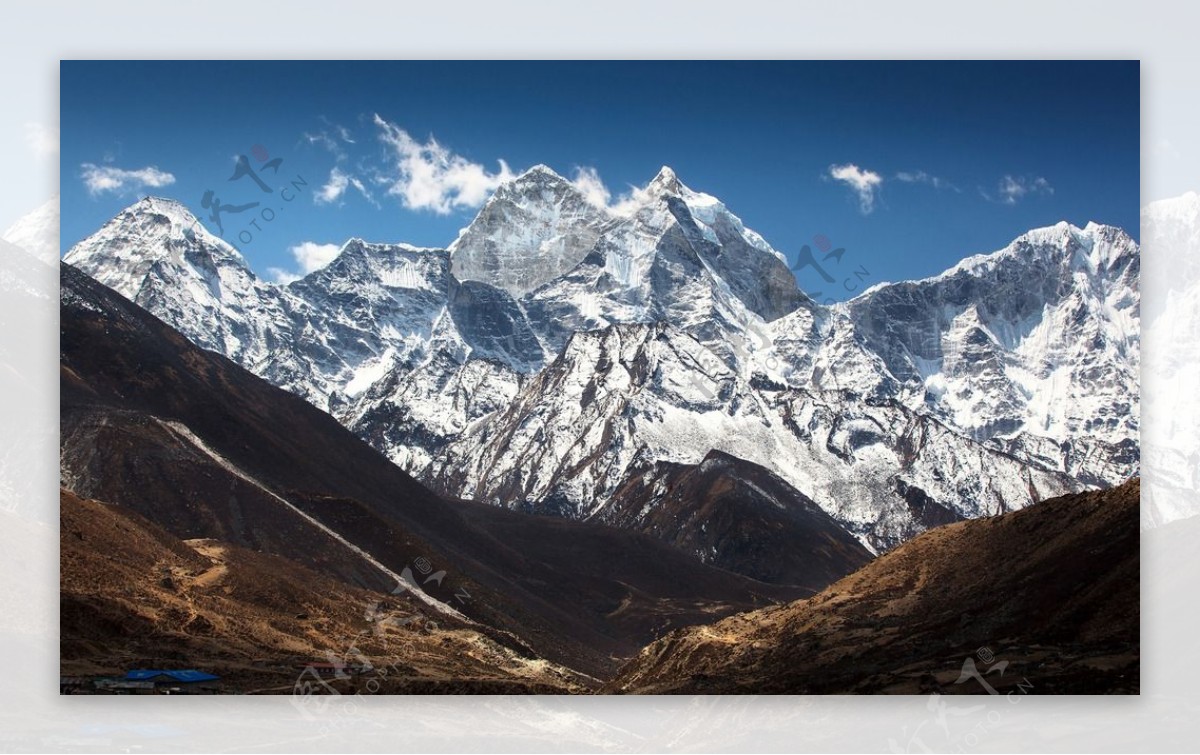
left=373, top=115, right=514, bottom=214
left=304, top=120, right=356, bottom=161
left=315, top=167, right=377, bottom=207
left=268, top=241, right=343, bottom=283
left=609, top=180, right=660, bottom=217
left=315, top=169, right=349, bottom=203
left=828, top=163, right=883, bottom=214
left=267, top=268, right=301, bottom=285
left=567, top=166, right=674, bottom=217
left=305, top=131, right=343, bottom=158
left=570, top=166, right=612, bottom=209
left=25, top=122, right=58, bottom=157
left=80, top=163, right=175, bottom=196
left=895, top=170, right=959, bottom=192
left=982, top=175, right=1054, bottom=205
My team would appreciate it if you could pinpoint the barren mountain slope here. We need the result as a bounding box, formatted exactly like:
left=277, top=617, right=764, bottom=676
left=608, top=480, right=1139, bottom=694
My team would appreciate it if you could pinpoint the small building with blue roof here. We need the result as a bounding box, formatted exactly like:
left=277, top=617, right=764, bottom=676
left=122, top=669, right=221, bottom=694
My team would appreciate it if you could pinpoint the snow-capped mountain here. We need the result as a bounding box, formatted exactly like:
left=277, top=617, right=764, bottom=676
left=1141, top=192, right=1200, bottom=527
left=838, top=222, right=1140, bottom=487
left=63, top=197, right=300, bottom=372
left=2, top=196, right=59, bottom=265
left=63, top=198, right=543, bottom=408
left=424, top=320, right=1078, bottom=550
left=520, top=166, right=806, bottom=359
left=62, top=165, right=1139, bottom=550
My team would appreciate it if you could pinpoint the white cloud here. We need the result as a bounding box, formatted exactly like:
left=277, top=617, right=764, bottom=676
left=305, top=131, right=342, bottom=157
left=80, top=163, right=175, bottom=196
left=269, top=241, right=342, bottom=283
left=570, top=166, right=612, bottom=209
left=986, top=175, right=1054, bottom=205
left=895, top=170, right=959, bottom=192
left=373, top=115, right=515, bottom=214
left=304, top=122, right=356, bottom=161
left=828, top=163, right=883, bottom=214
left=315, top=167, right=377, bottom=206
left=267, top=267, right=301, bottom=284
left=25, top=122, right=58, bottom=156
left=316, top=168, right=349, bottom=203
left=565, top=166, right=662, bottom=217
left=292, top=241, right=342, bottom=273
left=610, top=184, right=656, bottom=217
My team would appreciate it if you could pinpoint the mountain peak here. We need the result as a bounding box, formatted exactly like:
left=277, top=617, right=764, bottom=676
left=1144, top=190, right=1200, bottom=223
left=63, top=193, right=255, bottom=309
left=2, top=195, right=59, bottom=264
left=480, top=163, right=580, bottom=208
left=450, top=163, right=609, bottom=297
left=506, top=164, right=571, bottom=190
left=522, top=163, right=565, bottom=179
left=128, top=195, right=198, bottom=222
left=648, top=165, right=682, bottom=194
left=108, top=195, right=222, bottom=251
left=91, top=195, right=237, bottom=262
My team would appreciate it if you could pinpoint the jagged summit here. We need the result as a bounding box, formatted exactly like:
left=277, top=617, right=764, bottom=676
left=61, top=195, right=296, bottom=379
left=842, top=219, right=1139, bottom=486
left=62, top=195, right=252, bottom=302
left=647, top=165, right=683, bottom=195
left=484, top=164, right=576, bottom=202
left=515, top=163, right=567, bottom=180
left=70, top=195, right=229, bottom=250
left=118, top=196, right=214, bottom=241
left=449, top=163, right=610, bottom=297
left=132, top=194, right=193, bottom=214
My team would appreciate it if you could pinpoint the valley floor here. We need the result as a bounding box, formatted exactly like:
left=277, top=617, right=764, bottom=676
left=62, top=481, right=1140, bottom=695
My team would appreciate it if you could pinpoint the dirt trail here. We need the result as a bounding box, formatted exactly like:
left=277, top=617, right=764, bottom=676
left=185, top=540, right=229, bottom=589
left=158, top=418, right=468, bottom=621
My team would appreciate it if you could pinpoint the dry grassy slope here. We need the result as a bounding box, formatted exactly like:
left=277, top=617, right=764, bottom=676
left=60, top=489, right=585, bottom=693
left=607, top=480, right=1139, bottom=694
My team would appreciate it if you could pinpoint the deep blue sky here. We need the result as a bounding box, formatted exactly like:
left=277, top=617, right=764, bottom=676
left=60, top=61, right=1139, bottom=298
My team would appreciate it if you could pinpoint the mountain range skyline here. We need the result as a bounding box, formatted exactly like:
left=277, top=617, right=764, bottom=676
left=58, top=61, right=1141, bottom=300
left=62, top=160, right=1140, bottom=552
